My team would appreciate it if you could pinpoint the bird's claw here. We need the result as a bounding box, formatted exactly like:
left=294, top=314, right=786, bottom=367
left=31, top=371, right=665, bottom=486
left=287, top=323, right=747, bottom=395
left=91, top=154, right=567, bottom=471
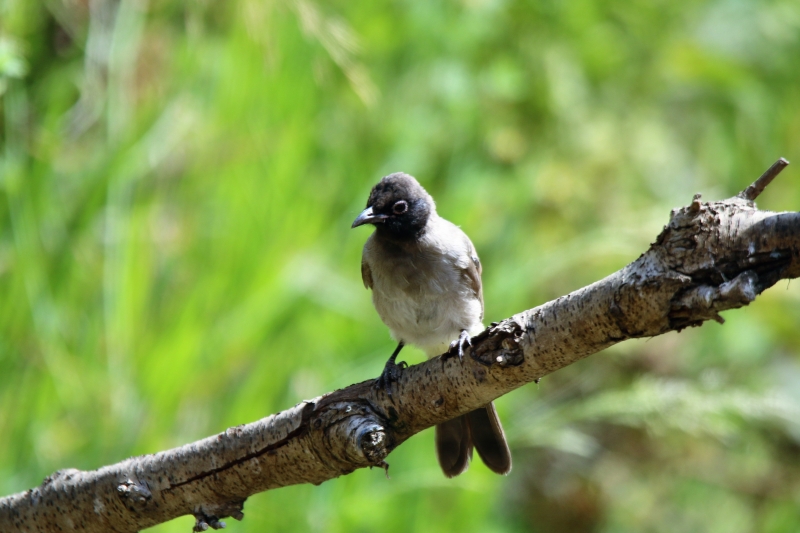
left=448, top=330, right=472, bottom=361
left=375, top=359, right=407, bottom=397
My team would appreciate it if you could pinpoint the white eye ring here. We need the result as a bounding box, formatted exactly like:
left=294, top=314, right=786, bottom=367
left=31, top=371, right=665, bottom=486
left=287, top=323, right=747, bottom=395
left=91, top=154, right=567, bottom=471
left=393, top=200, right=408, bottom=214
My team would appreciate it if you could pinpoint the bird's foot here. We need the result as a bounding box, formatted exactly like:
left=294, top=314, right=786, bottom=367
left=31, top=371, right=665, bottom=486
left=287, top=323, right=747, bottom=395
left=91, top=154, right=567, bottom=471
left=448, top=330, right=472, bottom=361
left=375, top=359, right=408, bottom=397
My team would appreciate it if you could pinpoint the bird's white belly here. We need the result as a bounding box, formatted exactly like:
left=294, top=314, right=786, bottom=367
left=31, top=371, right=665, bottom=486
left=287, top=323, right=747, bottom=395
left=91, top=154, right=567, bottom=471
left=371, top=276, right=483, bottom=357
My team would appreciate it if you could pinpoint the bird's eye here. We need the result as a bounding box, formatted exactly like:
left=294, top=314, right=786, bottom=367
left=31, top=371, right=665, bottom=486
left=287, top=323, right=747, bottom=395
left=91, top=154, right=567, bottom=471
left=393, top=200, right=408, bottom=214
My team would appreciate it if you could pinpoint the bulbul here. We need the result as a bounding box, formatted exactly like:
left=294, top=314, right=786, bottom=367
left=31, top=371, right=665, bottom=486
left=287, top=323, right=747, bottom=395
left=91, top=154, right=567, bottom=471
left=351, top=172, right=512, bottom=478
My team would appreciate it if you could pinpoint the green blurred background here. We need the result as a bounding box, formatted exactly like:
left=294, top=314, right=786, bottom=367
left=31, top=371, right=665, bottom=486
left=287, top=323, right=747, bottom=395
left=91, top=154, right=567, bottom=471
left=2, top=0, right=800, bottom=531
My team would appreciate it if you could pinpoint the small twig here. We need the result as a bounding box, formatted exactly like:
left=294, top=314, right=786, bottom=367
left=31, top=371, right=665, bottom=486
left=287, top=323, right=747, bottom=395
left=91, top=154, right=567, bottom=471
left=738, top=157, right=790, bottom=201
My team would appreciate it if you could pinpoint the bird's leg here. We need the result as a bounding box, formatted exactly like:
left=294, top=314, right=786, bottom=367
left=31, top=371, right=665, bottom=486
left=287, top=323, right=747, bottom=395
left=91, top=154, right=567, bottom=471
left=376, top=342, right=407, bottom=396
left=448, top=330, right=472, bottom=361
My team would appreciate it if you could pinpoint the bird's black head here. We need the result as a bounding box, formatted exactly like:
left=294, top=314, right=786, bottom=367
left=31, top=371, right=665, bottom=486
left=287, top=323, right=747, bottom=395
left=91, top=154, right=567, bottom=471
left=351, top=172, right=434, bottom=240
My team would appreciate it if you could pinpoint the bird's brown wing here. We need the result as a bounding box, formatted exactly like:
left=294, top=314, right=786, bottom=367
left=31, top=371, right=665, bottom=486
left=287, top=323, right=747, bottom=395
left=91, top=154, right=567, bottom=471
left=462, top=240, right=484, bottom=321
left=361, top=257, right=373, bottom=290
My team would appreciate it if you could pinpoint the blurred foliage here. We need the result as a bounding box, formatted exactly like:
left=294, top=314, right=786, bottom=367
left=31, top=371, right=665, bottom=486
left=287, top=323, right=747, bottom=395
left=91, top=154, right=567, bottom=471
left=2, top=0, right=800, bottom=531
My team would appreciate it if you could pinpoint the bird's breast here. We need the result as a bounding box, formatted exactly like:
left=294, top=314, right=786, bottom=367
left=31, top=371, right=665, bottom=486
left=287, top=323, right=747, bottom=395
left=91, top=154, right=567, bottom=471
left=366, top=238, right=482, bottom=357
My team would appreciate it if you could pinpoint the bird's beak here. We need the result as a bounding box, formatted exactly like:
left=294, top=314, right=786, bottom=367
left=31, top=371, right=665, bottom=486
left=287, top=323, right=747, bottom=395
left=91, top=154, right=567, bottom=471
left=351, top=206, right=388, bottom=228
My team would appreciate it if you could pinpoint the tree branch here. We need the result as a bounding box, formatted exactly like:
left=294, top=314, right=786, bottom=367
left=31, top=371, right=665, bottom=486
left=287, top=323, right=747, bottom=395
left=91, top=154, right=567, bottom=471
left=2, top=160, right=798, bottom=533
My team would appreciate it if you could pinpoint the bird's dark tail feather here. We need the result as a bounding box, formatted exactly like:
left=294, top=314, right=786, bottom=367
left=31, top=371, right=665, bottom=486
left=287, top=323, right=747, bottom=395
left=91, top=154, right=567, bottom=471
left=435, top=414, right=472, bottom=478
left=434, top=402, right=511, bottom=477
left=467, top=402, right=512, bottom=475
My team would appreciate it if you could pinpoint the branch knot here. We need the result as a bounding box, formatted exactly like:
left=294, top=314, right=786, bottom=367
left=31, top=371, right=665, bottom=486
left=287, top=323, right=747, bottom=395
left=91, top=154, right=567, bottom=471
left=116, top=477, right=152, bottom=510
left=471, top=319, right=525, bottom=367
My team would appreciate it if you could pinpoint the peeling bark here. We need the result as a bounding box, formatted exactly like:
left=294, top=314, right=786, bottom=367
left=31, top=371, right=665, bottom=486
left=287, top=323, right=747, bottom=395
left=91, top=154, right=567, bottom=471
left=1, top=160, right=797, bottom=532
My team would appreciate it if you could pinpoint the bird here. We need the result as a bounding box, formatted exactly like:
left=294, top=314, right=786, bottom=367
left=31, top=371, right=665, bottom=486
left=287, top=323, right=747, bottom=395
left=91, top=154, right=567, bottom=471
left=351, top=172, right=512, bottom=478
